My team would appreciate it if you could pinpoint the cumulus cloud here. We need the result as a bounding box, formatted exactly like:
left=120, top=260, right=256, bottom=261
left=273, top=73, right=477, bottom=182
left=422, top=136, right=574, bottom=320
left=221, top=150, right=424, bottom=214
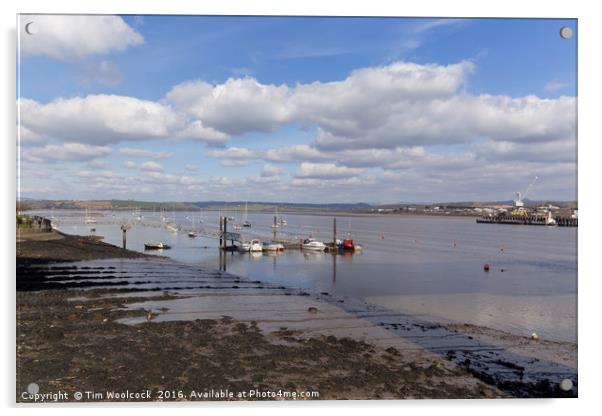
left=20, top=60, right=576, bottom=153
left=20, top=95, right=184, bottom=145
left=164, top=60, right=575, bottom=151
left=166, top=77, right=294, bottom=136
left=21, top=142, right=111, bottom=163
left=20, top=15, right=144, bottom=59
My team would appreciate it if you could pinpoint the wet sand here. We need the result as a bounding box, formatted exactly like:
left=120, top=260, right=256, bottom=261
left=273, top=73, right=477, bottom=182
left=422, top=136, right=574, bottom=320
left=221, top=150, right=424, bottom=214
left=367, top=293, right=577, bottom=343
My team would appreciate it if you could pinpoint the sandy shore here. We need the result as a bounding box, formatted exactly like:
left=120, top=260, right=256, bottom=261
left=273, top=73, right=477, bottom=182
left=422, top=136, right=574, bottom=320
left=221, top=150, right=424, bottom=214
left=15, top=228, right=577, bottom=401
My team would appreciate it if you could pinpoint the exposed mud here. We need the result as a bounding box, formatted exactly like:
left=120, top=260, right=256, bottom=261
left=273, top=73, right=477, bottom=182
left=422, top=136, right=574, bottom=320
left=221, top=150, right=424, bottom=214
left=16, top=289, right=501, bottom=401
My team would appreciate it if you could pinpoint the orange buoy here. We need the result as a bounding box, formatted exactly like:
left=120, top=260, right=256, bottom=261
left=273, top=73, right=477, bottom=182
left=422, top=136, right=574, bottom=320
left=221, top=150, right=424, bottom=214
left=483, top=263, right=490, bottom=272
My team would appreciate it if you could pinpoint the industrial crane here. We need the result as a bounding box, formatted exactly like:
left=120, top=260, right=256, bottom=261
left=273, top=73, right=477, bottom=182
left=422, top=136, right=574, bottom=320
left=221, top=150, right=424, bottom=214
left=514, top=176, right=538, bottom=208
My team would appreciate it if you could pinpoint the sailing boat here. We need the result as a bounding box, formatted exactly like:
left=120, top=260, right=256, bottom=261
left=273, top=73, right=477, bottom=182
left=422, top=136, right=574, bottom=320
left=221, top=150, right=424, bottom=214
left=243, top=200, right=251, bottom=227
left=84, top=208, right=97, bottom=224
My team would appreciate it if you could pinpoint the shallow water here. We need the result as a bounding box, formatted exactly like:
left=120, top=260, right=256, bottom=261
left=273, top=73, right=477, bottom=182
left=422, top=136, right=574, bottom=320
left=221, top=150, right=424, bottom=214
left=36, top=209, right=577, bottom=342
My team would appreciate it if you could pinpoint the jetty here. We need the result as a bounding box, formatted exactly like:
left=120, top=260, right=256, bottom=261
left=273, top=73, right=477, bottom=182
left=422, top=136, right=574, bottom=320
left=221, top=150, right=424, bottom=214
left=477, top=214, right=577, bottom=227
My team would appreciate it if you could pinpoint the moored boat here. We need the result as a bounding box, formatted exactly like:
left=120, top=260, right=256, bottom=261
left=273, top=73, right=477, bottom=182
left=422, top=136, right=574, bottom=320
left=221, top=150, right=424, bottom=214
left=237, top=241, right=252, bottom=252
left=302, top=238, right=326, bottom=251
left=144, top=242, right=171, bottom=250
left=249, top=239, right=263, bottom=252
left=262, top=241, right=284, bottom=252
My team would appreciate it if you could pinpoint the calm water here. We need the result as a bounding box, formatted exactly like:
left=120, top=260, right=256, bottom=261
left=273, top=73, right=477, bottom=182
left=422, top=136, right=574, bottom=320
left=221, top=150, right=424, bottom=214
left=36, top=209, right=578, bottom=342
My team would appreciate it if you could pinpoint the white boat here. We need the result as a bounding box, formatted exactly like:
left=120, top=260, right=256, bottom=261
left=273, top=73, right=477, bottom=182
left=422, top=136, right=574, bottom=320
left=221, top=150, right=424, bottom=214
left=302, top=238, right=326, bottom=251
left=262, top=241, right=284, bottom=252
left=237, top=241, right=251, bottom=252
left=249, top=239, right=263, bottom=252
left=188, top=231, right=197, bottom=238
left=83, top=208, right=97, bottom=224
left=233, top=224, right=242, bottom=231
left=144, top=242, right=171, bottom=250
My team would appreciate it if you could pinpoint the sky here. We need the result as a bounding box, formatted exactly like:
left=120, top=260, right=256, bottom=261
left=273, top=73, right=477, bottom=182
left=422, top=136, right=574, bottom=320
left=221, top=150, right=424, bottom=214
left=17, top=15, right=577, bottom=204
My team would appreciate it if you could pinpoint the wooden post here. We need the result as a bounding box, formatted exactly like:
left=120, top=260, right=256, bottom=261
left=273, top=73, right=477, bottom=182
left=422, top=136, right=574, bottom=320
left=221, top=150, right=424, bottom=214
left=219, top=215, right=223, bottom=248
left=223, top=217, right=228, bottom=251
left=120, top=225, right=127, bottom=249
left=273, top=215, right=277, bottom=239
left=333, top=217, right=337, bottom=250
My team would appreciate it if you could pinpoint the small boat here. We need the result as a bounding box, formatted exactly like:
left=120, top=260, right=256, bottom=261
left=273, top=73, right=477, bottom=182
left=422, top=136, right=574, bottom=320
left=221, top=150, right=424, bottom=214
left=302, top=238, right=326, bottom=251
left=262, top=241, right=284, bottom=252
left=242, top=220, right=251, bottom=228
left=233, top=224, right=242, bottom=231
left=188, top=231, right=197, bottom=238
left=249, top=239, right=263, bottom=252
left=90, top=228, right=96, bottom=232
left=144, top=242, right=171, bottom=250
left=337, top=238, right=356, bottom=252
left=237, top=241, right=251, bottom=252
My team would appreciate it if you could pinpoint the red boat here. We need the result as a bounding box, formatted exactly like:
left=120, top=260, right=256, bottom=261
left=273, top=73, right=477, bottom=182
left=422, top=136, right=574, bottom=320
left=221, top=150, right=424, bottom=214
left=338, top=239, right=356, bottom=251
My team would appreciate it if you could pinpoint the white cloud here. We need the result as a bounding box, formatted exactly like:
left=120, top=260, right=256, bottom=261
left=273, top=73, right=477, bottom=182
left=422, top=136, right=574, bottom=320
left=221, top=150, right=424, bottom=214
left=175, top=120, right=229, bottom=144
left=122, top=160, right=164, bottom=172
left=20, top=60, right=576, bottom=154
left=20, top=95, right=184, bottom=145
left=295, top=162, right=365, bottom=179
left=21, top=142, right=111, bottom=163
left=20, top=15, right=144, bottom=60
left=166, top=77, right=294, bottom=135
left=119, top=147, right=174, bottom=160
left=139, top=161, right=164, bottom=172
left=19, top=125, right=46, bottom=145
left=260, top=163, right=284, bottom=177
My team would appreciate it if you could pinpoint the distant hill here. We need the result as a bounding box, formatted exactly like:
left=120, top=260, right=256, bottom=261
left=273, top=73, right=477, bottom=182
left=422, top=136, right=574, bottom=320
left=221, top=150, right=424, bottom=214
left=18, top=198, right=576, bottom=212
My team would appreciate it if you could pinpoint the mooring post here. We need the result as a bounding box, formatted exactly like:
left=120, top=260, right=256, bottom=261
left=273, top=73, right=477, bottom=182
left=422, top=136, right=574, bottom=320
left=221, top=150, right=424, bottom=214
left=273, top=215, right=277, bottom=239
left=223, top=217, right=228, bottom=251
left=333, top=217, right=337, bottom=250
left=120, top=224, right=127, bottom=249
left=219, top=215, right=223, bottom=248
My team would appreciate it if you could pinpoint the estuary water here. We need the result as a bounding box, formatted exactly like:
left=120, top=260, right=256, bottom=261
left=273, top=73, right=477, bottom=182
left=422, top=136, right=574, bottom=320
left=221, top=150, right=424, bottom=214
left=36, top=209, right=577, bottom=342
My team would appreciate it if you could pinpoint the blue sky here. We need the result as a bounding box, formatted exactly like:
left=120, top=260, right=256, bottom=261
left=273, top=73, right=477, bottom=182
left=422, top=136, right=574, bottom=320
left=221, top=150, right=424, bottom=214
left=18, top=15, right=577, bottom=203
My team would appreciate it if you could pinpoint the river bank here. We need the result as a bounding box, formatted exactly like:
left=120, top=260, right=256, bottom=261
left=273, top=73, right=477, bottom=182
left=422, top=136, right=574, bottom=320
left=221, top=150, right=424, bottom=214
left=17, top=228, right=149, bottom=263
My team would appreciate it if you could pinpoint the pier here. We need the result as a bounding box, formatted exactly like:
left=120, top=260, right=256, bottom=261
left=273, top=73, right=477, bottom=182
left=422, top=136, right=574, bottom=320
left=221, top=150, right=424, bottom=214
left=477, top=214, right=577, bottom=227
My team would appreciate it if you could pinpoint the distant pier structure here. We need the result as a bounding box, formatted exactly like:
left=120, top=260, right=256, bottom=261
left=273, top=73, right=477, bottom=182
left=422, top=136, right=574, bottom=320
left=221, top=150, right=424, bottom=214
left=477, top=213, right=577, bottom=227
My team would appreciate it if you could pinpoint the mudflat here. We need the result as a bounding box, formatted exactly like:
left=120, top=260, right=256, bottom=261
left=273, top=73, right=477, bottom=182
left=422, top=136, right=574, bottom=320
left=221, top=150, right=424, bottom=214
left=16, top=288, right=502, bottom=401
